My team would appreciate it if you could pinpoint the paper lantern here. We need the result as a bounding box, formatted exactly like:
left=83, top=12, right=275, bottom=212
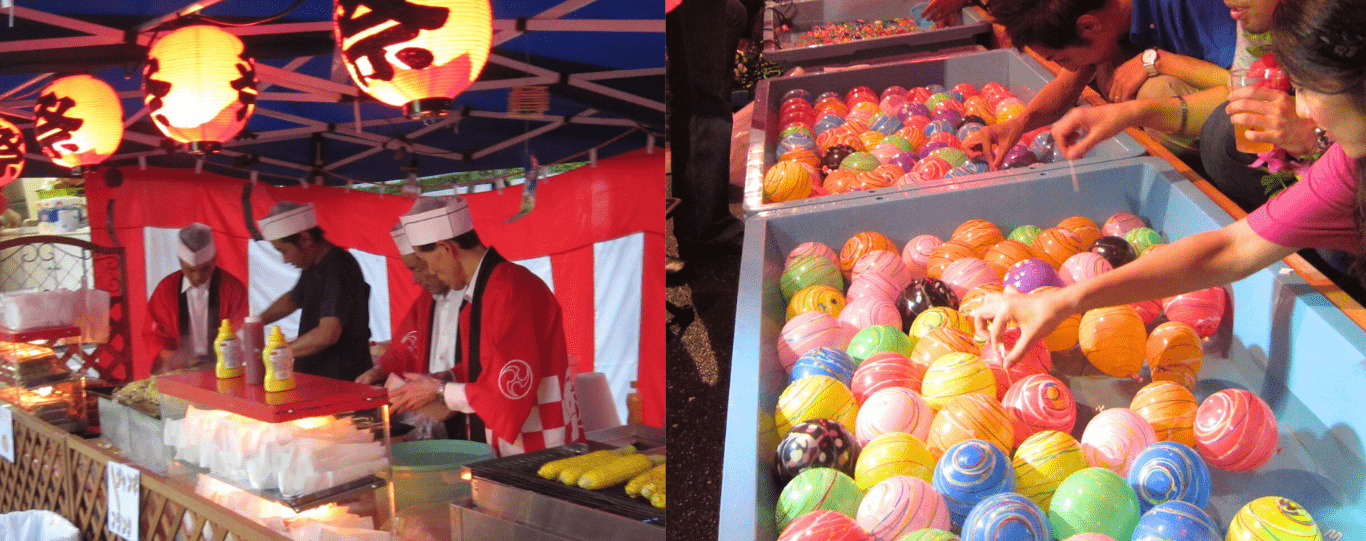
left=143, top=25, right=258, bottom=153
left=0, top=118, right=25, bottom=187
left=34, top=75, right=124, bottom=171
left=335, top=0, right=492, bottom=119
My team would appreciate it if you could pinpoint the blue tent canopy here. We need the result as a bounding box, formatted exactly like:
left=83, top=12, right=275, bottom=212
left=0, top=0, right=664, bottom=185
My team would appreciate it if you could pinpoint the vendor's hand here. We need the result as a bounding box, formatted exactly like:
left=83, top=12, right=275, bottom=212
left=1052, top=102, right=1136, bottom=160
left=963, top=118, right=1027, bottom=170
left=388, top=373, right=440, bottom=415
left=921, top=0, right=966, bottom=25
left=1226, top=86, right=1320, bottom=156
left=968, top=288, right=1073, bottom=366
left=354, top=365, right=385, bottom=385
left=1108, top=55, right=1150, bottom=103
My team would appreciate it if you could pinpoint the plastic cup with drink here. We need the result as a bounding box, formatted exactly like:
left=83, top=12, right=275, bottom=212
left=1228, top=65, right=1289, bottom=154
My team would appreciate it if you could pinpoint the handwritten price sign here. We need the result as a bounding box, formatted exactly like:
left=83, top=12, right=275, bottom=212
left=0, top=406, right=12, bottom=463
left=105, top=461, right=139, bottom=541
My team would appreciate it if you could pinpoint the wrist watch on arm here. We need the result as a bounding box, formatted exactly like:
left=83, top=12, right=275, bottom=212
left=1142, top=48, right=1159, bottom=77
left=436, top=381, right=448, bottom=402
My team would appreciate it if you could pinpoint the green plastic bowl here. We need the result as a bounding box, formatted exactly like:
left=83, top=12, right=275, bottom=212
left=381, top=440, right=494, bottom=512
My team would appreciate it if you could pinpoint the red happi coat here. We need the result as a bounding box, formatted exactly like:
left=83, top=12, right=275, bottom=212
left=143, top=268, right=250, bottom=362
left=377, top=292, right=435, bottom=376
left=448, top=248, right=584, bottom=456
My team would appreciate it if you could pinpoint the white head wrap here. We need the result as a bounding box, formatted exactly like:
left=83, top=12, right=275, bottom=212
left=257, top=201, right=318, bottom=241
left=390, top=223, right=414, bottom=255
left=400, top=196, right=473, bottom=247
left=177, top=222, right=216, bottom=266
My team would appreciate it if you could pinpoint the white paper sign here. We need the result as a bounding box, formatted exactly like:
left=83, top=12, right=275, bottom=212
left=0, top=406, right=12, bottom=463
left=105, top=461, right=139, bottom=541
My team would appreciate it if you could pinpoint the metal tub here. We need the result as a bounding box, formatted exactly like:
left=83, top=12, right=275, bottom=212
left=746, top=48, right=1147, bottom=215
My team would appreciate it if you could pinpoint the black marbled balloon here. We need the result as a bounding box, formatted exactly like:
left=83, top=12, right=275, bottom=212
left=895, top=278, right=959, bottom=333
left=1091, top=235, right=1137, bottom=268
left=773, top=418, right=859, bottom=485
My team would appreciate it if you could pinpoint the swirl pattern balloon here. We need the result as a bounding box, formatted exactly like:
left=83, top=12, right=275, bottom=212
left=1193, top=388, right=1278, bottom=471
left=1012, top=430, right=1087, bottom=512
left=840, top=296, right=904, bottom=332
left=908, top=327, right=979, bottom=370
left=1081, top=408, right=1157, bottom=474
left=1129, top=381, right=1198, bottom=446
left=787, top=284, right=848, bottom=321
left=776, top=375, right=860, bottom=436
left=984, top=240, right=1036, bottom=278
left=1226, top=496, right=1322, bottom=541
left=1162, top=286, right=1226, bottom=338
left=1078, top=305, right=1146, bottom=378
left=847, top=324, right=915, bottom=363
left=1003, top=258, right=1064, bottom=293
left=1132, top=500, right=1219, bottom=541
left=853, top=250, right=914, bottom=292
left=957, top=283, right=1005, bottom=320
left=842, top=232, right=899, bottom=277
left=778, top=509, right=867, bottom=541
left=934, top=439, right=1016, bottom=528
left=1102, top=212, right=1146, bottom=237
left=908, top=307, right=972, bottom=342
left=940, top=257, right=1002, bottom=299
left=789, top=241, right=839, bottom=268
left=897, top=279, right=961, bottom=332
left=764, top=161, right=814, bottom=203
left=776, top=468, right=864, bottom=531
left=848, top=272, right=905, bottom=305
left=857, top=476, right=952, bottom=539
left=1031, top=227, right=1086, bottom=268
left=783, top=254, right=844, bottom=300
left=1048, top=467, right=1142, bottom=540
left=962, top=492, right=1050, bottom=541
left=1056, top=216, right=1102, bottom=246
left=927, top=239, right=978, bottom=279
left=778, top=311, right=855, bottom=372
left=1008, top=224, right=1043, bottom=246
left=902, top=234, right=942, bottom=277
left=1002, top=374, right=1076, bottom=446
left=856, top=387, right=934, bottom=444
left=901, top=529, right=959, bottom=541
left=1126, top=441, right=1210, bottom=513
left=927, top=393, right=1014, bottom=457
left=1146, top=321, right=1203, bottom=388
left=775, top=418, right=861, bottom=484
left=1059, top=252, right=1113, bottom=285
left=791, top=346, right=859, bottom=387
left=921, top=353, right=996, bottom=411
left=855, top=432, right=937, bottom=490
left=851, top=352, right=926, bottom=404
left=979, top=327, right=1052, bottom=397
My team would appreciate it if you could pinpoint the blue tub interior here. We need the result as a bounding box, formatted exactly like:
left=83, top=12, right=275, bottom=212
left=746, top=49, right=1148, bottom=215
left=721, top=157, right=1366, bottom=539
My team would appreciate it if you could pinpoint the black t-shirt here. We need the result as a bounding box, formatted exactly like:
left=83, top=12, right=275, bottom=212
left=290, top=246, right=371, bottom=381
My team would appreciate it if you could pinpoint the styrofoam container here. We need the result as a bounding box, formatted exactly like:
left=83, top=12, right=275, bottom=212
left=0, top=289, right=77, bottom=331
left=745, top=48, right=1147, bottom=215
left=761, top=0, right=991, bottom=69
left=720, top=157, right=1366, bottom=539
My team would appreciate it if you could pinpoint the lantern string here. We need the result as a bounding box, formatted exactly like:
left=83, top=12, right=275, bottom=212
left=158, top=0, right=308, bottom=29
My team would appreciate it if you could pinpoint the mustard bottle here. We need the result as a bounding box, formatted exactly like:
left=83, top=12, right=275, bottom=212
left=214, top=319, right=243, bottom=379
left=262, top=326, right=296, bottom=392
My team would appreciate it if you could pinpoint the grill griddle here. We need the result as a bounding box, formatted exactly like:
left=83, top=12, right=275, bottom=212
left=465, top=444, right=665, bottom=525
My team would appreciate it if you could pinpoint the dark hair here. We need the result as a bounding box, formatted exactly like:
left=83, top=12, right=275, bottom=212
left=277, top=226, right=326, bottom=247
left=1272, top=0, right=1366, bottom=280
left=414, top=230, right=483, bottom=253
left=988, top=0, right=1106, bottom=50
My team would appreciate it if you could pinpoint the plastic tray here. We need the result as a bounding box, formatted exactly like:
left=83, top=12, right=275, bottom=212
left=761, top=0, right=992, bottom=69
left=745, top=48, right=1148, bottom=216
left=720, top=157, right=1366, bottom=539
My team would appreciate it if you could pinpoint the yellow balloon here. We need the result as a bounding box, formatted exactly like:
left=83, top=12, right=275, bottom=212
left=1013, top=430, right=1088, bottom=512
left=855, top=431, right=936, bottom=491
left=1227, top=496, right=1323, bottom=541
left=774, top=375, right=858, bottom=435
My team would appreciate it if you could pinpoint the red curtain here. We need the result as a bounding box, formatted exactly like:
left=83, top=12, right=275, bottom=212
left=86, top=148, right=665, bottom=426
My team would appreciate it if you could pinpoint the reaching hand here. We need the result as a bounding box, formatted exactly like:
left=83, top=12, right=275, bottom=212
left=388, top=373, right=440, bottom=415
left=354, top=365, right=385, bottom=384
left=921, top=0, right=967, bottom=25
left=1226, top=86, right=1320, bottom=156
left=962, top=118, right=1027, bottom=170
left=1051, top=103, right=1135, bottom=160
left=969, top=288, right=1073, bottom=366
left=1108, top=55, right=1149, bottom=103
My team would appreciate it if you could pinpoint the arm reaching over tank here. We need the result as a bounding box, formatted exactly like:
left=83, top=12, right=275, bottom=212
left=970, top=220, right=1292, bottom=364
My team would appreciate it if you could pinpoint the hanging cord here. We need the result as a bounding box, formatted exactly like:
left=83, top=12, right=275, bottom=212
left=179, top=0, right=308, bottom=27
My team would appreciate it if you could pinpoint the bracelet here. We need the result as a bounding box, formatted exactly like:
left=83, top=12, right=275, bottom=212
left=1176, top=94, right=1188, bottom=134
left=1297, top=128, right=1331, bottom=162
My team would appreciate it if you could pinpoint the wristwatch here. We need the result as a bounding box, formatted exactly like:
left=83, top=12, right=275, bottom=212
left=436, top=381, right=448, bottom=401
left=1142, top=48, right=1159, bottom=77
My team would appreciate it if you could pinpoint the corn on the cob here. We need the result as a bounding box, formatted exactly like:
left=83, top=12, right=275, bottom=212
left=625, top=463, right=665, bottom=496
left=537, top=445, right=635, bottom=480
left=640, top=464, right=665, bottom=499
left=649, top=490, right=665, bottom=509
left=578, top=453, right=654, bottom=490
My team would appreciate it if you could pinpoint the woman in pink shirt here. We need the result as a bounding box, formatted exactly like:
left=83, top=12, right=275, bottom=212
left=973, top=0, right=1366, bottom=363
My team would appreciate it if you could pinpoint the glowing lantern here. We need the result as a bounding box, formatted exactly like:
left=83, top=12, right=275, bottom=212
left=34, top=75, right=124, bottom=173
left=144, top=25, right=258, bottom=154
left=334, top=0, right=492, bottom=119
left=0, top=118, right=24, bottom=187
